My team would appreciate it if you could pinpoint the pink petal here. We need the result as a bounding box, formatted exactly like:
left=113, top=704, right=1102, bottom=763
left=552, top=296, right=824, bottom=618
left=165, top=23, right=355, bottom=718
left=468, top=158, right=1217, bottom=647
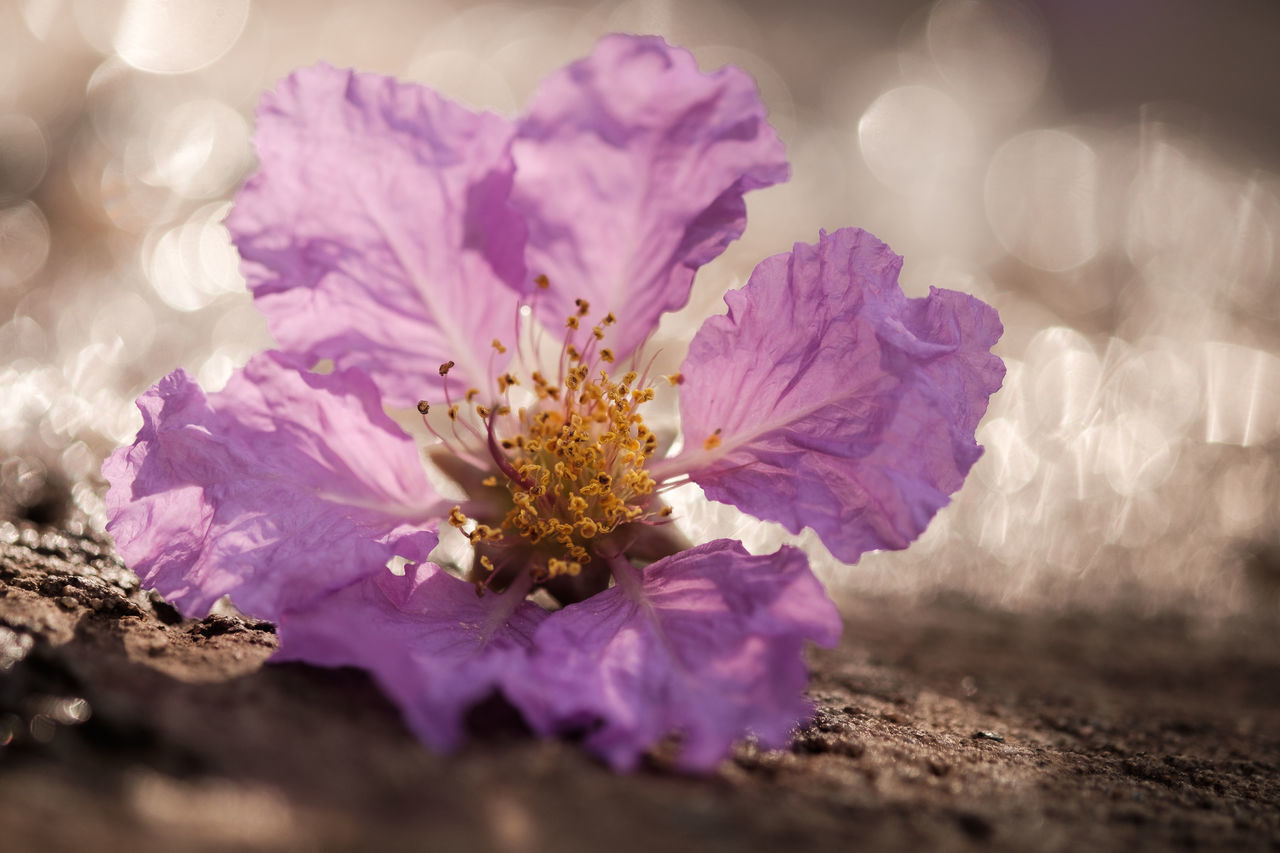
left=228, top=64, right=527, bottom=405
left=671, top=228, right=1005, bottom=563
left=275, top=564, right=547, bottom=751
left=504, top=540, right=840, bottom=771
left=103, top=352, right=440, bottom=620
left=512, top=35, right=789, bottom=360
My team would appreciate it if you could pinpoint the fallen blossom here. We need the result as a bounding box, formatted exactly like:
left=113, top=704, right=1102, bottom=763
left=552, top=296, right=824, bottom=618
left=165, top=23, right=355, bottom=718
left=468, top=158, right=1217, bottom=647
left=105, top=35, right=1004, bottom=770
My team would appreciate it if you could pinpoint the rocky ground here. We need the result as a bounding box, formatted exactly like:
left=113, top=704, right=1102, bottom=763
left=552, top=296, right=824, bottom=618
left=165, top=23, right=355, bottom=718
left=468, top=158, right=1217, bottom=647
left=1, top=519, right=1277, bottom=852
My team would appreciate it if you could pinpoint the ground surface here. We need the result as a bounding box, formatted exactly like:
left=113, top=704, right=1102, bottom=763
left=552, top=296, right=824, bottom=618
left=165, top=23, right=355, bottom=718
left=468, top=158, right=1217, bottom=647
left=1, top=520, right=1277, bottom=852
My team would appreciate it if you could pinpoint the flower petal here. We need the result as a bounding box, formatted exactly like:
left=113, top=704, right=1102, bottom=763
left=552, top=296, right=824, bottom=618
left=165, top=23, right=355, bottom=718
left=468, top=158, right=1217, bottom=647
left=512, top=34, right=789, bottom=359
left=274, top=565, right=547, bottom=751
left=228, top=64, right=527, bottom=405
left=103, top=352, right=440, bottom=620
left=671, top=228, right=1005, bottom=563
left=505, top=540, right=840, bottom=771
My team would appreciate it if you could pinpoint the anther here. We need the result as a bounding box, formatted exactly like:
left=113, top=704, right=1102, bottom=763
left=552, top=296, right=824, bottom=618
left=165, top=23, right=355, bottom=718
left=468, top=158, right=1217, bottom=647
left=492, top=338, right=507, bottom=354
left=666, top=373, right=683, bottom=385
left=535, top=274, right=550, bottom=289
left=566, top=315, right=580, bottom=330
left=416, top=400, right=430, bottom=415
left=703, top=428, right=722, bottom=450
left=574, top=298, right=590, bottom=316
left=439, top=361, right=455, bottom=376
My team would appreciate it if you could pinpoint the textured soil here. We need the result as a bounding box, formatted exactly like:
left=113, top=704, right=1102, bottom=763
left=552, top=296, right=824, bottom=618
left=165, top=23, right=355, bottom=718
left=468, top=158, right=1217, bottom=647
left=1, top=520, right=1278, bottom=852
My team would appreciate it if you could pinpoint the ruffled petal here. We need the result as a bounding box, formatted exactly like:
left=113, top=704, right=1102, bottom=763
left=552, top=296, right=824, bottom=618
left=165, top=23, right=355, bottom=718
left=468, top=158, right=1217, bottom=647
left=274, top=564, right=547, bottom=751
left=504, top=540, right=840, bottom=771
left=103, top=352, right=440, bottom=621
left=512, top=34, right=789, bottom=360
left=671, top=228, right=1005, bottom=563
left=228, top=64, right=527, bottom=405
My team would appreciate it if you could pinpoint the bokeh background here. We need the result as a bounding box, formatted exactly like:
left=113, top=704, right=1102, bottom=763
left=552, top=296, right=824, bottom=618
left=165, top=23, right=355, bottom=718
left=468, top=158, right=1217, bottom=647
left=3, top=0, right=1278, bottom=620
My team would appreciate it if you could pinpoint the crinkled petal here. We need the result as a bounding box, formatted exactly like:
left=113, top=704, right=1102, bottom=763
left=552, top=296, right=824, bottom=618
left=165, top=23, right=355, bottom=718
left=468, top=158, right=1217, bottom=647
left=274, top=564, right=547, bottom=750
left=103, top=352, right=440, bottom=621
left=512, top=34, right=789, bottom=360
left=504, top=540, right=840, bottom=771
left=228, top=64, right=527, bottom=404
left=671, top=228, right=1005, bottom=563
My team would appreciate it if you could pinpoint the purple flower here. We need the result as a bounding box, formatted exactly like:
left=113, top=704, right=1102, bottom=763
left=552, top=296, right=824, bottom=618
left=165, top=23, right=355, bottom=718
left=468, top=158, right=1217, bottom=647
left=103, top=35, right=1005, bottom=771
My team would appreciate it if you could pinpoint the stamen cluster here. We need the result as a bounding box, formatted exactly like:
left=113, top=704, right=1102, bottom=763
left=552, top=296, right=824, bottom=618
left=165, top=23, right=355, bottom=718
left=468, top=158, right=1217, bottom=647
left=499, top=362, right=661, bottom=576
left=428, top=301, right=674, bottom=587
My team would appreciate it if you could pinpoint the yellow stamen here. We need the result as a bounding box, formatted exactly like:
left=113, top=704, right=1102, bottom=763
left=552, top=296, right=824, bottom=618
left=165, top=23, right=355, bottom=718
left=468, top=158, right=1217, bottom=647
left=427, top=307, right=675, bottom=586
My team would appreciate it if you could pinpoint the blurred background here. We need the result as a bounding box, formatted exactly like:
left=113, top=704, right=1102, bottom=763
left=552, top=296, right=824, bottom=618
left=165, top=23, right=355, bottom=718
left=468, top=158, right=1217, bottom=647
left=2, top=0, right=1278, bottom=620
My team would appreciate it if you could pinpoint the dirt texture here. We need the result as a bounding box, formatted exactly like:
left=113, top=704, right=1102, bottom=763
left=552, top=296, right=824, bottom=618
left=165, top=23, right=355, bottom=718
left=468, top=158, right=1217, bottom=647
left=1, top=519, right=1278, bottom=852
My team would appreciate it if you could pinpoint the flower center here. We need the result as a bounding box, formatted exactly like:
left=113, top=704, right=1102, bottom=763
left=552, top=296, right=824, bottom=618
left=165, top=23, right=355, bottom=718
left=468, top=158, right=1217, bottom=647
left=492, top=363, right=661, bottom=575
left=421, top=299, right=677, bottom=598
